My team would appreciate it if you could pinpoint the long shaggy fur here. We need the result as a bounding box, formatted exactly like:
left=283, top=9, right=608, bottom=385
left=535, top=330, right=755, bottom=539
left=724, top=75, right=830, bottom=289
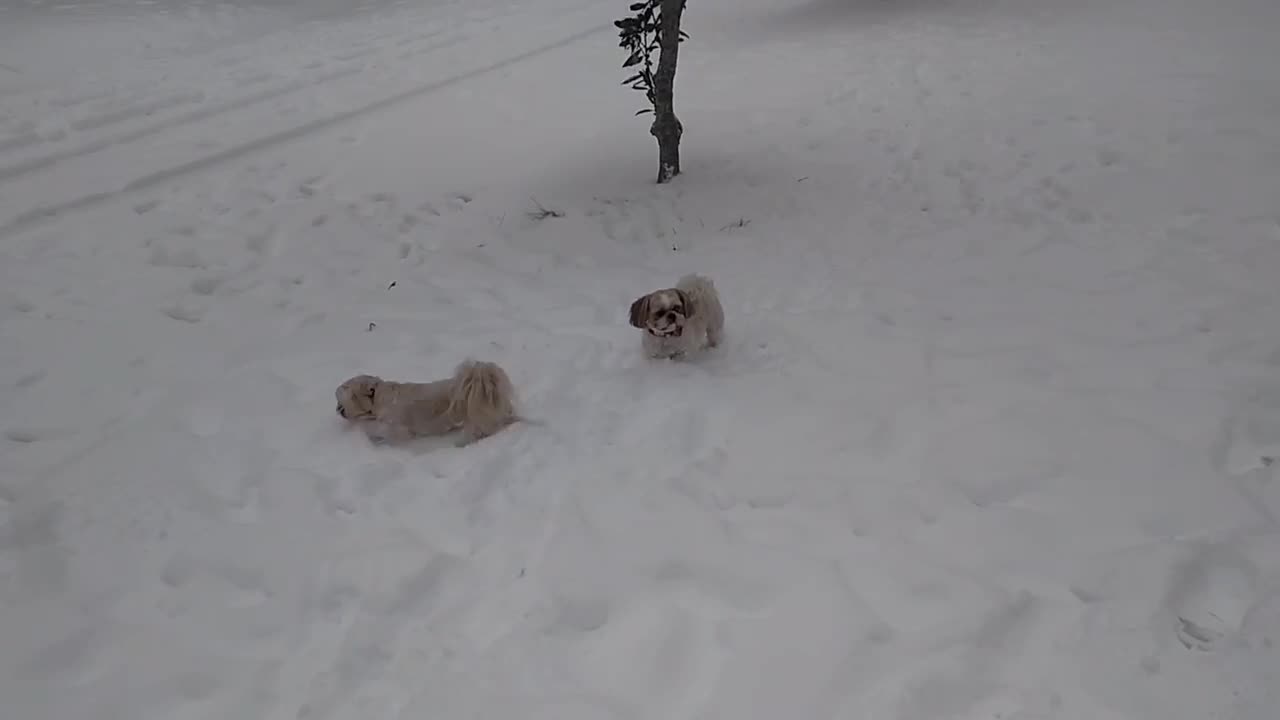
left=629, top=273, right=725, bottom=359
left=446, top=359, right=515, bottom=440
left=335, top=359, right=519, bottom=446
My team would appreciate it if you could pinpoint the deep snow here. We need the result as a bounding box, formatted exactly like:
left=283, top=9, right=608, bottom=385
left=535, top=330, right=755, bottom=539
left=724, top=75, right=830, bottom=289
left=2, top=0, right=1280, bottom=718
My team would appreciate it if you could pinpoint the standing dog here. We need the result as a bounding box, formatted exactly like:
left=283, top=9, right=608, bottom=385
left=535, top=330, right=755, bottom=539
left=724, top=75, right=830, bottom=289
left=335, top=359, right=518, bottom=446
left=629, top=273, right=724, bottom=359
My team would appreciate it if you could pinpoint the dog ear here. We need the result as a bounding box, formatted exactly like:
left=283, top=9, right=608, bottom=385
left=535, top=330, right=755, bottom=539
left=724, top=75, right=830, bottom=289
left=629, top=295, right=650, bottom=328
left=675, top=289, right=693, bottom=316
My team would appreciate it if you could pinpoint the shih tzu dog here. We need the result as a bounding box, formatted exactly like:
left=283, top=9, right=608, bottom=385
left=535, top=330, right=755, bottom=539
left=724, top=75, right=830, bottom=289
left=335, top=359, right=520, bottom=446
left=629, top=273, right=725, bottom=359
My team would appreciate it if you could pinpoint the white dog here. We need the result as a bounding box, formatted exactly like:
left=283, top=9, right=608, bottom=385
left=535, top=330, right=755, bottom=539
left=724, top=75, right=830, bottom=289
left=629, top=273, right=724, bottom=359
left=335, top=359, right=519, bottom=446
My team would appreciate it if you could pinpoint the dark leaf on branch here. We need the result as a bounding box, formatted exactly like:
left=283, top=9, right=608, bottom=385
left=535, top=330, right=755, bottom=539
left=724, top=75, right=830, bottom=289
left=623, top=51, right=643, bottom=68
left=629, top=2, right=647, bottom=10
left=636, top=107, right=653, bottom=115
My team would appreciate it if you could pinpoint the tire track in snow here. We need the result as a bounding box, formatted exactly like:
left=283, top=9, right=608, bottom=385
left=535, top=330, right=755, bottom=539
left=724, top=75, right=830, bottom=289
left=0, top=19, right=476, bottom=174
left=0, top=0, right=518, bottom=173
left=0, top=21, right=609, bottom=240
left=0, top=66, right=364, bottom=182
left=0, top=0, right=480, bottom=128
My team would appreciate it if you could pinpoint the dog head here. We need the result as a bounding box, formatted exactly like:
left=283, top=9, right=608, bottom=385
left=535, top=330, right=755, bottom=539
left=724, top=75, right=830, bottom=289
left=335, top=374, right=382, bottom=420
left=629, top=288, right=693, bottom=338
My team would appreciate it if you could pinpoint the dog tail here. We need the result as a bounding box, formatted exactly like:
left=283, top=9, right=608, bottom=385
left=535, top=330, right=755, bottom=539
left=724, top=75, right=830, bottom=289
left=676, top=273, right=717, bottom=302
left=448, top=359, right=517, bottom=438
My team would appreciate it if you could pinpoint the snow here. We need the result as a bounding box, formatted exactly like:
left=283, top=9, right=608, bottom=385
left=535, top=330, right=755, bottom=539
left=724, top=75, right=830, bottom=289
left=2, top=0, right=1280, bottom=717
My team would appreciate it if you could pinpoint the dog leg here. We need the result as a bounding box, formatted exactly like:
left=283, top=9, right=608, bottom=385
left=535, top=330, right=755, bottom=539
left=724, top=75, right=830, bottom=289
left=706, top=325, right=722, bottom=348
left=454, top=428, right=494, bottom=447
left=644, top=335, right=680, bottom=359
left=455, top=416, right=519, bottom=447
left=363, top=420, right=411, bottom=445
left=705, top=312, right=724, bottom=348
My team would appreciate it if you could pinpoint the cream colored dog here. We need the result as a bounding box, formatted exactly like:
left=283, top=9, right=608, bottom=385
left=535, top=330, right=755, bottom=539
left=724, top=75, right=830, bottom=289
left=335, top=359, right=519, bottom=446
left=629, top=273, right=725, bottom=359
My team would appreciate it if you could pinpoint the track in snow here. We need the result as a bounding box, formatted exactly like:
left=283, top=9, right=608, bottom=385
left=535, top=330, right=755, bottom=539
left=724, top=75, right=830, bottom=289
left=0, top=0, right=611, bottom=238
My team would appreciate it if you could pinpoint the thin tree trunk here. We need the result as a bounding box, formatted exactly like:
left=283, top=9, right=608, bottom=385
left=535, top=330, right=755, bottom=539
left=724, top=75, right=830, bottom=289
left=650, top=0, right=685, bottom=184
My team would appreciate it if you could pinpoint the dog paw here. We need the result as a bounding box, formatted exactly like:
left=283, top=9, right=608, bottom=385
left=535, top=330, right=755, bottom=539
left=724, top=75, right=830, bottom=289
left=361, top=425, right=390, bottom=445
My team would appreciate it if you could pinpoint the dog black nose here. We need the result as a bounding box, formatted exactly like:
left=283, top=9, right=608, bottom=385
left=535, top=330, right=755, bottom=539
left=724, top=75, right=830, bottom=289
left=336, top=404, right=346, bottom=417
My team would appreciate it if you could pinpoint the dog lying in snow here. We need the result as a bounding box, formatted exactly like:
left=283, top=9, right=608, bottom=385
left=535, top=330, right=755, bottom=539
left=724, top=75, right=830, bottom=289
left=335, top=359, right=520, bottom=446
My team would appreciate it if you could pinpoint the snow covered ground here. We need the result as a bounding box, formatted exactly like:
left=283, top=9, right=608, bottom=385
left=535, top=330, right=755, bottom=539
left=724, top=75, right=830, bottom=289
left=3, top=0, right=1280, bottom=717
